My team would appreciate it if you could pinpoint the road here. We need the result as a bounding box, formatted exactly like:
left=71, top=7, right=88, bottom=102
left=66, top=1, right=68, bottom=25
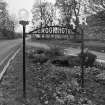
left=0, top=39, right=22, bottom=69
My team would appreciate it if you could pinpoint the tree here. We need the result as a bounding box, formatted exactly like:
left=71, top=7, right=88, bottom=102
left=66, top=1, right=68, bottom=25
left=90, top=0, right=105, bottom=10
left=32, top=1, right=56, bottom=28
left=85, top=0, right=105, bottom=40
left=55, top=0, right=73, bottom=26
left=55, top=0, right=103, bottom=39
left=0, top=0, right=16, bottom=38
left=55, top=0, right=83, bottom=39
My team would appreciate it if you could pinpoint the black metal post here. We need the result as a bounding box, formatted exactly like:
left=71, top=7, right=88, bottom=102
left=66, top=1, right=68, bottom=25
left=81, top=27, right=84, bottom=89
left=40, top=22, right=42, bottom=39
left=40, top=0, right=43, bottom=39
left=23, top=25, right=26, bottom=98
left=19, top=20, right=29, bottom=98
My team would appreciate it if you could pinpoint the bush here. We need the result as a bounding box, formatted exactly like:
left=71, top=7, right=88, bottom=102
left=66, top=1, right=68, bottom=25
left=68, top=56, right=80, bottom=67
left=32, top=53, right=49, bottom=64
left=45, top=46, right=64, bottom=58
left=36, top=49, right=45, bottom=54
left=26, top=48, right=49, bottom=64
left=27, top=47, right=80, bottom=67
left=51, top=56, right=70, bottom=67
left=26, top=49, right=36, bottom=59
left=51, top=51, right=96, bottom=68
left=49, top=70, right=67, bottom=84
left=51, top=55, right=80, bottom=67
left=78, top=52, right=97, bottom=67
left=96, top=72, right=105, bottom=85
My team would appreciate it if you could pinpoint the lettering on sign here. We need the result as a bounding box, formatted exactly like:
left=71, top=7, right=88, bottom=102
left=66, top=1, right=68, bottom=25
left=29, top=25, right=76, bottom=39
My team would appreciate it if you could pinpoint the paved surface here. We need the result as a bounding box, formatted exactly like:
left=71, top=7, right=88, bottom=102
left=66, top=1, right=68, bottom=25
left=65, top=47, right=105, bottom=60
left=26, top=41, right=50, bottom=49
left=26, top=41, right=105, bottom=61
left=0, top=39, right=22, bottom=71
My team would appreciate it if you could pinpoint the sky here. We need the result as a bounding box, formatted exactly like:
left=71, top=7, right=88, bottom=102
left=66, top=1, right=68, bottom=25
left=5, top=0, right=56, bottom=19
left=4, top=0, right=56, bottom=32
left=5, top=0, right=34, bottom=20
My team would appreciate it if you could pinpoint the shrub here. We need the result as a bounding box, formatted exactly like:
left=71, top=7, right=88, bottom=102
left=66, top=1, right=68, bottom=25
left=26, top=49, right=35, bottom=59
left=94, top=59, right=105, bottom=70
left=68, top=56, right=80, bottom=67
left=51, top=55, right=80, bottom=67
left=78, top=52, right=97, bottom=67
left=32, top=54, right=49, bottom=64
left=36, top=48, right=46, bottom=54
left=96, top=72, right=105, bottom=85
left=49, top=70, right=67, bottom=84
left=51, top=56, right=69, bottom=67
left=45, top=46, right=64, bottom=58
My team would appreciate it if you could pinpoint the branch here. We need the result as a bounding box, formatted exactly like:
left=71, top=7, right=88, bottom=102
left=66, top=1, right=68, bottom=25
left=100, top=0, right=105, bottom=9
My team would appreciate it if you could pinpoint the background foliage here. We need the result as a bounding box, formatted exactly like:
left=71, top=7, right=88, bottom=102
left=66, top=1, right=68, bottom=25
left=0, top=0, right=17, bottom=39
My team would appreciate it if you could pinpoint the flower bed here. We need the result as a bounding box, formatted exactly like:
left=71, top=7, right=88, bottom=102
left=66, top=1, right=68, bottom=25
left=26, top=47, right=105, bottom=105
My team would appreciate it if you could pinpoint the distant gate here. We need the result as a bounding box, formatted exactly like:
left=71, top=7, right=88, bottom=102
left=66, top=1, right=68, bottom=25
left=28, top=25, right=78, bottom=40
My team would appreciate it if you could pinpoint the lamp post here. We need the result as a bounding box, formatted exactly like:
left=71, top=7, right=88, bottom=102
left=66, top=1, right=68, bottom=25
left=19, top=9, right=29, bottom=98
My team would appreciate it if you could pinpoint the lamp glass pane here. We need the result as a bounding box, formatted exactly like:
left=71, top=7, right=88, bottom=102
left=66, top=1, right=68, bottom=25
left=18, top=9, right=29, bottom=21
